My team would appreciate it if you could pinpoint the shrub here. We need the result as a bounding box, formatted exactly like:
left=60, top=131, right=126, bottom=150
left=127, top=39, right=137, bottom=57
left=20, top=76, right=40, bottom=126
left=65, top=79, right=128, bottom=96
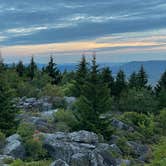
left=119, top=88, right=158, bottom=114
left=11, top=160, right=51, bottom=166
left=54, top=109, right=78, bottom=130
left=122, top=112, right=155, bottom=139
left=157, top=109, right=166, bottom=135
left=17, top=123, right=35, bottom=141
left=39, top=84, right=64, bottom=98
left=11, top=159, right=24, bottom=166
left=25, top=138, right=47, bottom=161
left=148, top=137, right=166, bottom=166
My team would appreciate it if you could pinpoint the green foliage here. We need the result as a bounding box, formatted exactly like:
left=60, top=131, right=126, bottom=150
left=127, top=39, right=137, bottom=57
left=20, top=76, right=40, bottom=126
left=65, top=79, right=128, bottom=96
left=75, top=56, right=112, bottom=136
left=27, top=57, right=37, bottom=80
left=17, top=123, right=35, bottom=141
left=44, top=56, right=61, bottom=84
left=11, top=160, right=51, bottom=166
left=73, top=55, right=88, bottom=97
left=122, top=112, right=155, bottom=138
left=16, top=60, right=25, bottom=77
left=114, top=70, right=127, bottom=97
left=119, top=88, right=158, bottom=114
left=155, top=70, right=166, bottom=94
left=137, top=65, right=148, bottom=88
left=0, top=76, right=18, bottom=135
left=157, top=109, right=166, bottom=135
left=0, top=131, right=5, bottom=151
left=25, top=138, right=47, bottom=161
left=54, top=109, right=78, bottom=130
left=148, top=137, right=166, bottom=166
left=157, top=89, right=166, bottom=109
left=39, top=84, right=64, bottom=98
left=101, top=67, right=115, bottom=96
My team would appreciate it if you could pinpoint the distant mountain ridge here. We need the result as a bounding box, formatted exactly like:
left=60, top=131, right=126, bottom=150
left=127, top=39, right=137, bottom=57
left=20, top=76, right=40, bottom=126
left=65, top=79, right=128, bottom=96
left=8, top=60, right=166, bottom=85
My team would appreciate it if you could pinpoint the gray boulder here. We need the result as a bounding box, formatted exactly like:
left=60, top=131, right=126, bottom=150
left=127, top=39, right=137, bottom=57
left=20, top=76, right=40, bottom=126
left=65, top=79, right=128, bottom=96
left=111, top=119, right=134, bottom=132
left=126, top=141, right=150, bottom=162
left=71, top=153, right=89, bottom=166
left=3, top=134, right=25, bottom=159
left=68, top=130, right=99, bottom=144
left=50, top=159, right=69, bottom=166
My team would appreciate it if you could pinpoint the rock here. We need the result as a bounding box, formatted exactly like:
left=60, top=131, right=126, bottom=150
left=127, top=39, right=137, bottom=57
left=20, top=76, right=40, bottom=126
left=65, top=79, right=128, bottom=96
left=50, top=159, right=69, bottom=166
left=71, top=153, right=89, bottom=166
left=3, top=134, right=25, bottom=159
left=111, top=119, right=134, bottom=132
left=109, top=135, right=120, bottom=144
left=41, top=109, right=58, bottom=118
left=68, top=130, right=99, bottom=144
left=126, top=141, right=150, bottom=162
left=115, top=159, right=131, bottom=166
left=0, top=155, right=14, bottom=165
left=64, top=97, right=76, bottom=109
left=110, top=144, right=122, bottom=155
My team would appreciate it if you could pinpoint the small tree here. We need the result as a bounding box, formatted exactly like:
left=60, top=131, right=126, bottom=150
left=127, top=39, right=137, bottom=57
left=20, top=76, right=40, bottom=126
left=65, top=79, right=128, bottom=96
left=0, top=75, right=17, bottom=135
left=75, top=55, right=112, bottom=135
left=137, top=65, right=148, bottom=88
left=16, top=60, right=25, bottom=77
left=73, top=55, right=88, bottom=97
left=101, top=67, right=115, bottom=96
left=44, top=56, right=61, bottom=84
left=129, top=72, right=138, bottom=88
left=114, top=70, right=127, bottom=97
left=27, top=57, right=37, bottom=80
left=155, top=70, right=166, bottom=94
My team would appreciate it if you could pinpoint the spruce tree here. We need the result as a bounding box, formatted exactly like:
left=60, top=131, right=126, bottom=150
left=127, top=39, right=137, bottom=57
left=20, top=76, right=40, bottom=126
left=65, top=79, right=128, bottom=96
left=155, top=70, right=166, bottom=94
left=75, top=55, right=111, bottom=135
left=101, top=67, right=115, bottom=96
left=74, top=55, right=88, bottom=97
left=45, top=56, right=61, bottom=84
left=115, top=70, right=127, bottom=97
left=137, top=65, right=148, bottom=88
left=27, top=57, right=37, bottom=80
left=129, top=72, right=138, bottom=88
left=0, top=75, right=17, bottom=135
left=16, top=60, right=25, bottom=77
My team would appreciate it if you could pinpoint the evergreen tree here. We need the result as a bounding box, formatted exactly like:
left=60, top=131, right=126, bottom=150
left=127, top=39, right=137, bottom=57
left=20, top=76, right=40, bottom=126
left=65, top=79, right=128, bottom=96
left=155, top=70, right=166, bottom=94
left=45, top=56, right=61, bottom=84
left=115, top=70, right=127, bottom=97
left=0, top=75, right=17, bottom=135
left=27, top=57, right=37, bottom=80
left=73, top=55, right=88, bottom=97
left=16, top=60, right=25, bottom=77
left=0, top=52, right=5, bottom=72
left=129, top=72, right=138, bottom=88
left=75, top=55, right=111, bottom=135
left=137, top=65, right=148, bottom=88
left=101, top=67, right=115, bottom=96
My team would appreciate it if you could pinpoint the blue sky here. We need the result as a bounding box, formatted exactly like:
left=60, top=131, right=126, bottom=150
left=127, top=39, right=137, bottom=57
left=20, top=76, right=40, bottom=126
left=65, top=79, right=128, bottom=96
left=0, top=0, right=166, bottom=63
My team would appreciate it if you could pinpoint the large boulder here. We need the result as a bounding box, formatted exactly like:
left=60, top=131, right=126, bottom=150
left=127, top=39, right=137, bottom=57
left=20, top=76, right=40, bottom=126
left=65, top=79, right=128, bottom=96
left=3, top=134, right=25, bottom=159
left=42, top=131, right=128, bottom=166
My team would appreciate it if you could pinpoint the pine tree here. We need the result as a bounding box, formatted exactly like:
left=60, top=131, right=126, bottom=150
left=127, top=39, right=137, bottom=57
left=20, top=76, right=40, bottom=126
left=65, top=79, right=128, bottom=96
left=75, top=55, right=111, bottom=135
left=16, top=60, right=25, bottom=77
left=0, top=75, right=17, bottom=135
left=137, top=65, right=148, bottom=88
left=0, top=52, right=5, bottom=72
left=155, top=70, right=166, bottom=94
left=101, top=67, right=115, bottom=96
left=115, top=70, right=127, bottom=97
left=73, top=55, right=88, bottom=97
left=129, top=72, right=138, bottom=88
left=27, top=57, right=37, bottom=80
left=45, top=56, right=61, bottom=84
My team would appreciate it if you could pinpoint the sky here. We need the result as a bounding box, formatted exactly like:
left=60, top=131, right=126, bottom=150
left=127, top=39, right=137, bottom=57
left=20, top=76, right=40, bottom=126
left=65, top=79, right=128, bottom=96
left=0, top=0, right=166, bottom=64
